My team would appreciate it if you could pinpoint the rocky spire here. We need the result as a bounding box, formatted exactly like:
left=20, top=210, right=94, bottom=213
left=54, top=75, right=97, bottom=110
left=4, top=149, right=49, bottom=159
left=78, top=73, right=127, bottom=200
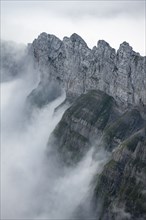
left=70, top=33, right=88, bottom=46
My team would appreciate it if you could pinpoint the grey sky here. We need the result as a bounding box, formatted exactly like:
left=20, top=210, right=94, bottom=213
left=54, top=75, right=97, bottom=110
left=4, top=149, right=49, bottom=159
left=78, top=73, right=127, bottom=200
left=1, top=0, right=146, bottom=55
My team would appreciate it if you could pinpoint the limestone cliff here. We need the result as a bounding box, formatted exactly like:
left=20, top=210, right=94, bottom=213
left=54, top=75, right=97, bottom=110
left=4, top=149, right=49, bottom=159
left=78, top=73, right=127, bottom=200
left=28, top=32, right=146, bottom=108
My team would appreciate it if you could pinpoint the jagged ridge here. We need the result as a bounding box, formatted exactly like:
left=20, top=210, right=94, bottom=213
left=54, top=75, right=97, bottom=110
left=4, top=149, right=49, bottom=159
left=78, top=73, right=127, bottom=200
left=28, top=32, right=146, bottom=108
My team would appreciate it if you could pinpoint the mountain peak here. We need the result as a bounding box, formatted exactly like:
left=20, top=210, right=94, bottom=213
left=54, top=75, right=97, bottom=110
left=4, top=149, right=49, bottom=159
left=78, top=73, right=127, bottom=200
left=37, top=32, right=61, bottom=43
left=70, top=33, right=87, bottom=47
left=97, top=40, right=110, bottom=48
left=119, top=41, right=133, bottom=50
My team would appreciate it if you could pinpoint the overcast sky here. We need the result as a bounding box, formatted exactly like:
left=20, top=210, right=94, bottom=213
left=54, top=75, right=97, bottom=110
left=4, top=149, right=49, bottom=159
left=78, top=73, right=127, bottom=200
left=1, top=0, right=146, bottom=55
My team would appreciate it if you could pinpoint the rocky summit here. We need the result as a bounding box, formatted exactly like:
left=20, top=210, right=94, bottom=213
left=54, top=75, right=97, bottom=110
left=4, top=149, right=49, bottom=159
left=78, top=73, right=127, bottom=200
left=28, top=32, right=146, bottom=108
left=25, top=33, right=146, bottom=219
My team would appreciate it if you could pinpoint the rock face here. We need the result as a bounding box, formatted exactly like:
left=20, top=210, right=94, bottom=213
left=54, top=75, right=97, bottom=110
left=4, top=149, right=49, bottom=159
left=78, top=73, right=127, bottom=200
left=48, top=90, right=145, bottom=219
left=93, top=129, right=146, bottom=220
left=50, top=90, right=119, bottom=165
left=29, top=32, right=146, bottom=108
left=103, top=108, right=144, bottom=151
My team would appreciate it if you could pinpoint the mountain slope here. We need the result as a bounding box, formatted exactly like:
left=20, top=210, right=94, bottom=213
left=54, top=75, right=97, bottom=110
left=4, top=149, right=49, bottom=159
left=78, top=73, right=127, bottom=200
left=93, top=129, right=146, bottom=220
left=48, top=90, right=145, bottom=219
left=50, top=90, right=119, bottom=165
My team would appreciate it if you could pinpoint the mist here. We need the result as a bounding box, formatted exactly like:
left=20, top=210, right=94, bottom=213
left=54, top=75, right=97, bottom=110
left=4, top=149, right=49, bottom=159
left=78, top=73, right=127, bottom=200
left=1, top=44, right=109, bottom=219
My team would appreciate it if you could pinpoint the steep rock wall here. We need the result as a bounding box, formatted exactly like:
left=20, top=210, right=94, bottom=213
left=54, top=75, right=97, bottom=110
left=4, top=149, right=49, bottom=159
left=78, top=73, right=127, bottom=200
left=93, top=129, right=146, bottom=220
left=29, top=32, right=146, bottom=108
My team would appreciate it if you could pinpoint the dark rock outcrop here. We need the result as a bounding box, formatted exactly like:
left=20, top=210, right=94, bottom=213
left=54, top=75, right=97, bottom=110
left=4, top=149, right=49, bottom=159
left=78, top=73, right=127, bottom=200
left=50, top=90, right=119, bottom=165
left=48, top=89, right=145, bottom=219
left=103, top=109, right=144, bottom=151
left=93, top=129, right=146, bottom=220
